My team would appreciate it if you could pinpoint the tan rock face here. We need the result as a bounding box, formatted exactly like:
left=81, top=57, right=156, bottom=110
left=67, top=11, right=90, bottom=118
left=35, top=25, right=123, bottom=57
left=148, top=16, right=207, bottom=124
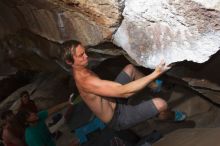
left=59, top=0, right=122, bottom=25
left=1, top=0, right=122, bottom=45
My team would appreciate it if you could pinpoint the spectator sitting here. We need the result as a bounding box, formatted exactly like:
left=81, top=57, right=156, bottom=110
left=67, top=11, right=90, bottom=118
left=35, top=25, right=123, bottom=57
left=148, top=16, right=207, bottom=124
left=16, top=101, right=69, bottom=146
left=18, top=90, right=63, bottom=140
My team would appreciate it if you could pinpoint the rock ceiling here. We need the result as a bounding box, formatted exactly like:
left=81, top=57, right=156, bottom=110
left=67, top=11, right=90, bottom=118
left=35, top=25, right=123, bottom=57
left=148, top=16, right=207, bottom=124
left=0, top=0, right=220, bottom=103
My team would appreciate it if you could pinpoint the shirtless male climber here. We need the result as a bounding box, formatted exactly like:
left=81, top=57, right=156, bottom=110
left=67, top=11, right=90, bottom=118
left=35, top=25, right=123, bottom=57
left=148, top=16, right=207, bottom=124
left=63, top=40, right=186, bottom=131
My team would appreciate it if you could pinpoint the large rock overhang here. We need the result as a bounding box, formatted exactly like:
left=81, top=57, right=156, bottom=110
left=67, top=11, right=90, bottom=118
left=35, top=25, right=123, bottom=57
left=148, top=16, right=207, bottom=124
left=113, top=0, right=220, bottom=68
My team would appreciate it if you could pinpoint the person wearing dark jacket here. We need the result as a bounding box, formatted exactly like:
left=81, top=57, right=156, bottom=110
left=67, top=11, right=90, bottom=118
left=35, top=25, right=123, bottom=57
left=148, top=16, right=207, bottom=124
left=18, top=91, right=38, bottom=113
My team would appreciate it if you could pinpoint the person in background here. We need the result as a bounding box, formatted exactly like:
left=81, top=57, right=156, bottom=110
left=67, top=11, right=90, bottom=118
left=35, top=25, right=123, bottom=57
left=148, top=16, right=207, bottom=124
left=1, top=110, right=26, bottom=146
left=18, top=91, right=38, bottom=113
left=16, top=100, right=69, bottom=146
left=18, top=90, right=63, bottom=140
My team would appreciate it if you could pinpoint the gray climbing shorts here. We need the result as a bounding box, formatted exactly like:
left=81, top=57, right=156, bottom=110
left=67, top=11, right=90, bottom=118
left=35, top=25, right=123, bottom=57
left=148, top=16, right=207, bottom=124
left=107, top=70, right=159, bottom=131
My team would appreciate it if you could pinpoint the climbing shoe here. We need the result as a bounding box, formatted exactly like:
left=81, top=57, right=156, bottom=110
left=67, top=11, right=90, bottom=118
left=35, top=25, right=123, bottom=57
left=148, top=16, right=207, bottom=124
left=174, top=111, right=187, bottom=122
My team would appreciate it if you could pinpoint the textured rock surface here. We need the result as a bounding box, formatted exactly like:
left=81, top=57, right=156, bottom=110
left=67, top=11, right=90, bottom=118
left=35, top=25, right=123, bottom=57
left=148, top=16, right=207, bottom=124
left=153, top=128, right=220, bottom=146
left=0, top=1, right=22, bottom=38
left=1, top=0, right=220, bottom=67
left=1, top=1, right=220, bottom=145
left=3, top=71, right=72, bottom=112
left=167, top=51, right=220, bottom=104
left=0, top=0, right=123, bottom=45
left=113, top=0, right=220, bottom=68
left=0, top=0, right=220, bottom=105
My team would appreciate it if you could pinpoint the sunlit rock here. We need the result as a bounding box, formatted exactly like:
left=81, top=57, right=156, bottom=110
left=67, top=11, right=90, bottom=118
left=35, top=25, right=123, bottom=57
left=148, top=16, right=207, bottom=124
left=113, top=0, right=220, bottom=68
